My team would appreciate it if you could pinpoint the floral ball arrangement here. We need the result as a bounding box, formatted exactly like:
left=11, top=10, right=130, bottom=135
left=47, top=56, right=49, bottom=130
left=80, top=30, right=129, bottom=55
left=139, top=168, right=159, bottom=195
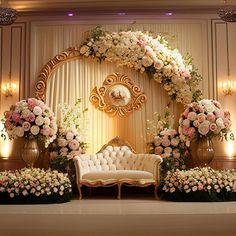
left=52, top=127, right=87, bottom=159
left=161, top=167, right=236, bottom=201
left=149, top=128, right=188, bottom=175
left=80, top=27, right=202, bottom=104
left=3, top=98, right=57, bottom=147
left=178, top=99, right=233, bottom=147
left=0, top=168, right=72, bottom=203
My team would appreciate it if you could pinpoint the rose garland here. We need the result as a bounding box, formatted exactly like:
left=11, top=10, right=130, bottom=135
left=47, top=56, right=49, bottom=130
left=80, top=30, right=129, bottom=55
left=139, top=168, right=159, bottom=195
left=79, top=27, right=202, bottom=104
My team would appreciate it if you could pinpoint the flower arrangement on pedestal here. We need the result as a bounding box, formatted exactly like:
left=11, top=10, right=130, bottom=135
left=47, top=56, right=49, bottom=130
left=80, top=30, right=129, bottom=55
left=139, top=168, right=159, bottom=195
left=0, top=168, right=72, bottom=204
left=3, top=98, right=57, bottom=147
left=147, top=109, right=189, bottom=177
left=49, top=99, right=88, bottom=190
left=79, top=27, right=202, bottom=104
left=178, top=99, right=234, bottom=147
left=160, top=167, right=236, bottom=201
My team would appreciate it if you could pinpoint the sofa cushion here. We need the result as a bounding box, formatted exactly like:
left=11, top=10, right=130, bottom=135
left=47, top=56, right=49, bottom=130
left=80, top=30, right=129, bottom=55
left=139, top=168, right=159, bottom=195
left=82, top=170, right=153, bottom=181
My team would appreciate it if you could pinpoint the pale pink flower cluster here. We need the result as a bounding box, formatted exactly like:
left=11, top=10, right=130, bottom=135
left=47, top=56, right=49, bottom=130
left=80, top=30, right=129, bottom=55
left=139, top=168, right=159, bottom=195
left=163, top=167, right=236, bottom=194
left=150, top=128, right=188, bottom=160
left=4, top=98, right=57, bottom=147
left=80, top=28, right=201, bottom=104
left=0, top=168, right=72, bottom=198
left=178, top=99, right=232, bottom=146
left=56, top=128, right=86, bottom=160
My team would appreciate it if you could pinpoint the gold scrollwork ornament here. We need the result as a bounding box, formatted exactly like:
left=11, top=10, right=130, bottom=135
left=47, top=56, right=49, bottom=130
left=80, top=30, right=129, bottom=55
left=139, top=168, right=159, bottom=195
left=89, top=73, right=147, bottom=116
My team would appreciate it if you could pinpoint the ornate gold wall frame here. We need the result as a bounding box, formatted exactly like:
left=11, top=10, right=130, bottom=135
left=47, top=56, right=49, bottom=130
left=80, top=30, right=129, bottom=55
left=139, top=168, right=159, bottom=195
left=90, top=73, right=147, bottom=116
left=35, top=47, right=81, bottom=101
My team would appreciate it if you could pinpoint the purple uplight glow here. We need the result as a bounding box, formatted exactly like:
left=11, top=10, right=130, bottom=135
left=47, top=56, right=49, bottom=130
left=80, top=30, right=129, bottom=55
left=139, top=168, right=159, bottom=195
left=67, top=12, right=74, bottom=17
left=117, top=12, right=126, bottom=16
left=165, top=12, right=173, bottom=16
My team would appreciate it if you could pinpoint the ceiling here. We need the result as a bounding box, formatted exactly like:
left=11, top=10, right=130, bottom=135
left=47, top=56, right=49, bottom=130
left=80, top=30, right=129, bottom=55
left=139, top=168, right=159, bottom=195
left=1, top=0, right=236, bottom=15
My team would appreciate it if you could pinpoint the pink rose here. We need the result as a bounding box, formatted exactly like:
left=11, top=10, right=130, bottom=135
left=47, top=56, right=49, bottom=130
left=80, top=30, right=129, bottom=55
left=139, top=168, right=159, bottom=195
left=137, top=39, right=146, bottom=47
left=210, top=123, right=217, bottom=132
left=12, top=112, right=21, bottom=123
left=193, top=120, right=199, bottom=128
left=4, top=111, right=11, bottom=119
left=207, top=113, right=215, bottom=122
left=182, top=119, right=190, bottom=127
left=4, top=120, right=13, bottom=130
left=224, top=118, right=232, bottom=128
left=154, top=136, right=162, bottom=146
left=22, top=122, right=31, bottom=131
left=197, top=113, right=206, bottom=123
left=25, top=113, right=35, bottom=123
left=187, top=112, right=197, bottom=121
left=173, top=149, right=180, bottom=159
left=162, top=139, right=171, bottom=147
left=215, top=110, right=223, bottom=118
left=198, top=121, right=210, bottom=135
left=155, top=146, right=163, bottom=155
left=187, top=127, right=196, bottom=139
left=68, top=140, right=80, bottom=151
left=198, top=183, right=204, bottom=190
left=171, top=138, right=179, bottom=147
left=27, top=98, right=37, bottom=109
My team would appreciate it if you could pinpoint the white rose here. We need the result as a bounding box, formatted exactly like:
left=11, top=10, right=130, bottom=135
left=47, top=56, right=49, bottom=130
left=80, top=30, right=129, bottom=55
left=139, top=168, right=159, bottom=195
left=198, top=121, right=210, bottom=135
left=58, top=138, right=67, bottom=147
left=216, top=118, right=225, bottom=129
left=44, top=117, right=50, bottom=125
left=80, top=45, right=89, bottom=54
left=66, top=132, right=74, bottom=140
left=30, top=125, right=40, bottom=135
left=164, top=147, right=172, bottom=154
left=21, top=109, right=31, bottom=119
left=35, top=116, right=44, bottom=126
left=33, top=106, right=42, bottom=115
left=142, top=56, right=153, bottom=67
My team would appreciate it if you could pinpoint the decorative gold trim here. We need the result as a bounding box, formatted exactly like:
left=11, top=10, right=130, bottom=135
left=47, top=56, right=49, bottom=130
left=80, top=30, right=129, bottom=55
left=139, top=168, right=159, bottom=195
left=90, top=73, right=147, bottom=116
left=96, top=136, right=136, bottom=154
left=35, top=47, right=81, bottom=101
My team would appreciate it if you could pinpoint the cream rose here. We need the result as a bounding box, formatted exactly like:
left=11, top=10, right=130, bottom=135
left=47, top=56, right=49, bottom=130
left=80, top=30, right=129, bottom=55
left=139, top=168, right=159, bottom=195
left=30, top=125, right=40, bottom=135
left=198, top=120, right=210, bottom=135
left=35, top=116, right=44, bottom=126
left=33, top=106, right=42, bottom=116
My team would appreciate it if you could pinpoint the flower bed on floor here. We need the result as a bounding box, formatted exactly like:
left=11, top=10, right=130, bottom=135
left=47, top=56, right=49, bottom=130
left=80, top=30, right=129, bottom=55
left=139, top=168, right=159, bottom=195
left=160, top=167, right=236, bottom=202
left=0, top=168, right=72, bottom=204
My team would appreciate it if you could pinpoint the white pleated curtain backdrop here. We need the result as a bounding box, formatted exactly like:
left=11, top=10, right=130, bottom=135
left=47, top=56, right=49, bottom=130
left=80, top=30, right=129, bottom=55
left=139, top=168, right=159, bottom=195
left=31, top=22, right=207, bottom=153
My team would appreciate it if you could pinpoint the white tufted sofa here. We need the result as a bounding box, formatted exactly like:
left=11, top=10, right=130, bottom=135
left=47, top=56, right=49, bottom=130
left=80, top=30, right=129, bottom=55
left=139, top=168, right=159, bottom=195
left=74, top=137, right=162, bottom=199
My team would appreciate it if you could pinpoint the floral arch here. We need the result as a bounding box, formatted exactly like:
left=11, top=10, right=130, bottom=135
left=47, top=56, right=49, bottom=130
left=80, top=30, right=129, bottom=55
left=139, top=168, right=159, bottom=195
left=35, top=27, right=202, bottom=105
left=79, top=27, right=202, bottom=104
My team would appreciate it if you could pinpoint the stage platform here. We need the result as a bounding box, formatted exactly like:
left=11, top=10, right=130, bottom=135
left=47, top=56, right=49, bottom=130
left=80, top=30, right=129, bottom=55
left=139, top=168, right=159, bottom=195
left=0, top=196, right=236, bottom=236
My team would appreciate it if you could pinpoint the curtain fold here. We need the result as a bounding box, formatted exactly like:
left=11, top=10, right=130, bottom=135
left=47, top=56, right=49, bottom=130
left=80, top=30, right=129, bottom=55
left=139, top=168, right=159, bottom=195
left=32, top=22, right=207, bottom=153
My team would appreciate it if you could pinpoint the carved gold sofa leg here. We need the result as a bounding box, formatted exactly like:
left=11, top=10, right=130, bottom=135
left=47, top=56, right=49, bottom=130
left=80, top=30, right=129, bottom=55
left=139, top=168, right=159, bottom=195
left=117, top=183, right=122, bottom=199
left=154, top=184, right=159, bottom=200
left=78, top=185, right=82, bottom=200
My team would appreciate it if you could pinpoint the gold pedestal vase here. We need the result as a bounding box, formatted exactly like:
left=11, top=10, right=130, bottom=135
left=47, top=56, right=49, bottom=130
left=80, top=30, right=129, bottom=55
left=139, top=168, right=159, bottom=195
left=21, top=138, right=40, bottom=167
left=196, top=136, right=214, bottom=166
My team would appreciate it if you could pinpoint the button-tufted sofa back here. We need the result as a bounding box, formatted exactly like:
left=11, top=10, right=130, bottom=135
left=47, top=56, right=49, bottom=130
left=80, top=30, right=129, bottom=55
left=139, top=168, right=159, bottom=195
left=77, top=145, right=158, bottom=176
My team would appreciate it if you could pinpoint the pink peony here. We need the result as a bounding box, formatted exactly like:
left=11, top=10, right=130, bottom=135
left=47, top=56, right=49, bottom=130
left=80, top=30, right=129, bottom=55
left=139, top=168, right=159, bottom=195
left=27, top=98, right=37, bottom=109
left=25, top=113, right=35, bottom=123
left=12, top=112, right=21, bottom=123
left=68, top=140, right=80, bottom=151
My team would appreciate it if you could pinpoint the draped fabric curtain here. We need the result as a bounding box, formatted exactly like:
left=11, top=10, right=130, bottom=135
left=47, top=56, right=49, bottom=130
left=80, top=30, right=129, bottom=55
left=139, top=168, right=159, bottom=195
left=31, top=21, right=207, bottom=153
